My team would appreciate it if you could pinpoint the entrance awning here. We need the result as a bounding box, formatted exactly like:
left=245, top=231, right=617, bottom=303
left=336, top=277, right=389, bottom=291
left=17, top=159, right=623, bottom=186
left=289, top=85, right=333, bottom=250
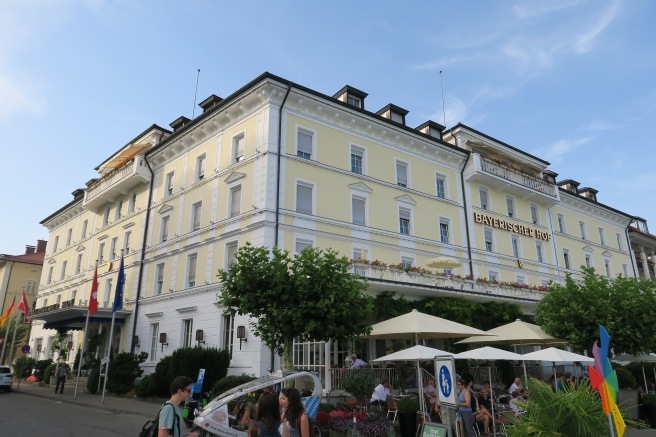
left=44, top=315, right=127, bottom=331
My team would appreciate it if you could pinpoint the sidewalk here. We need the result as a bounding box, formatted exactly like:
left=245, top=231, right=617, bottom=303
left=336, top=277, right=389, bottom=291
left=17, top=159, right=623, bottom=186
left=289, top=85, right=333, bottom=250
left=11, top=380, right=166, bottom=417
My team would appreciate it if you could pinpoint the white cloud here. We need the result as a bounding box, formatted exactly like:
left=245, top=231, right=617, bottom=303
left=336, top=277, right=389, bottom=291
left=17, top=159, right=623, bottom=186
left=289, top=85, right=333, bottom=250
left=574, top=0, right=621, bottom=53
left=541, top=137, right=591, bottom=163
left=513, top=0, right=582, bottom=18
left=581, top=119, right=625, bottom=132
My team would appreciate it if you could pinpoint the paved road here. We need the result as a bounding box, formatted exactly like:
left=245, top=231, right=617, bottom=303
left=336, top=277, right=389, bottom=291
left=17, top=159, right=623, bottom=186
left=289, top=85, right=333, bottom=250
left=0, top=389, right=151, bottom=436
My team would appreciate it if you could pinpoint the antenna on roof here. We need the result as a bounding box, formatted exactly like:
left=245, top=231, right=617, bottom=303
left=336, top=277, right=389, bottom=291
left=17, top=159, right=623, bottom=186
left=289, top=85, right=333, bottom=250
left=439, top=70, right=447, bottom=128
left=192, top=69, right=201, bottom=118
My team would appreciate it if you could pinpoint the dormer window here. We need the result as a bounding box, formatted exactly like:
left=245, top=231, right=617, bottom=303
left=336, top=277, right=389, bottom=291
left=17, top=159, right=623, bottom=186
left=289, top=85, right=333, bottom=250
left=332, top=85, right=368, bottom=109
left=376, top=104, right=409, bottom=126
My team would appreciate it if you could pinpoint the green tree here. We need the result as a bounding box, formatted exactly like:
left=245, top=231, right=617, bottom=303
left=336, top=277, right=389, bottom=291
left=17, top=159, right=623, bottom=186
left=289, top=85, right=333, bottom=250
left=535, top=267, right=656, bottom=355
left=218, top=243, right=374, bottom=370
left=0, top=316, right=30, bottom=361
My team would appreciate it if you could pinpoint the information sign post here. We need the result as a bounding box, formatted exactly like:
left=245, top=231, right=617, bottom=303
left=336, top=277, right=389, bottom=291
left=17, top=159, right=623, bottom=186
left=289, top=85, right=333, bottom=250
left=434, top=356, right=457, bottom=437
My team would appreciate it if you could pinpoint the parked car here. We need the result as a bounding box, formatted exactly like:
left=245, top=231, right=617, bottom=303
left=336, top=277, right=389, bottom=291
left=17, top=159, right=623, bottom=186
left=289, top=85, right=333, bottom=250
left=0, top=366, right=13, bottom=392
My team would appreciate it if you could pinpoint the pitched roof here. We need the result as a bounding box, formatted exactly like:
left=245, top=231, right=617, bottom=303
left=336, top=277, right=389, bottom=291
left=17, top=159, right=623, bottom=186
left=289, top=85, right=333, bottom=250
left=0, top=251, right=46, bottom=266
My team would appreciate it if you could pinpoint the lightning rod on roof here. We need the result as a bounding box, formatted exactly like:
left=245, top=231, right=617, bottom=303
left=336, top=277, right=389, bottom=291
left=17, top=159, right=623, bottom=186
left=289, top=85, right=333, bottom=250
left=192, top=68, right=201, bottom=118
left=439, top=70, right=447, bottom=129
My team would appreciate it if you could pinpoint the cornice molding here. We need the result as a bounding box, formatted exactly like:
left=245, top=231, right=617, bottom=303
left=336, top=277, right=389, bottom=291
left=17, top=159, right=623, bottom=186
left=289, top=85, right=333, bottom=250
left=559, top=192, right=631, bottom=227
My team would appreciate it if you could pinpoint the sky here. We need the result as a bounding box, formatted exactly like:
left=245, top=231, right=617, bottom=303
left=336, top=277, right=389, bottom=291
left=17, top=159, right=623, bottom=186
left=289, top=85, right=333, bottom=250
left=1, top=0, right=655, bottom=255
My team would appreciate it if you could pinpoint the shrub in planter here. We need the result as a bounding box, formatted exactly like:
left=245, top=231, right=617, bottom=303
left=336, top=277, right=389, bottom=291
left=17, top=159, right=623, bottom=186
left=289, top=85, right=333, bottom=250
left=33, top=359, right=53, bottom=380
left=43, top=363, right=56, bottom=384
left=106, top=351, right=148, bottom=395
left=340, top=369, right=376, bottom=405
left=616, top=367, right=637, bottom=389
left=13, top=356, right=36, bottom=379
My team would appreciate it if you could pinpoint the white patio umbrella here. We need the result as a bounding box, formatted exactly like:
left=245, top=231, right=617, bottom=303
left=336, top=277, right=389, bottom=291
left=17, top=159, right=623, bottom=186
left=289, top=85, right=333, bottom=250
left=426, top=256, right=462, bottom=270
left=522, top=347, right=594, bottom=391
left=365, top=309, right=489, bottom=344
left=611, top=353, right=656, bottom=392
left=456, top=319, right=565, bottom=381
left=454, top=347, right=526, bottom=437
left=373, top=345, right=454, bottom=416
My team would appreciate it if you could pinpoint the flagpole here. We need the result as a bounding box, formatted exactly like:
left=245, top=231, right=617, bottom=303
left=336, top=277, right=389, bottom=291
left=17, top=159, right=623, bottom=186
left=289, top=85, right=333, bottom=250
left=102, top=252, right=124, bottom=405
left=75, top=261, right=99, bottom=400
left=74, top=309, right=91, bottom=400
left=0, top=297, right=16, bottom=364
left=7, top=311, right=23, bottom=367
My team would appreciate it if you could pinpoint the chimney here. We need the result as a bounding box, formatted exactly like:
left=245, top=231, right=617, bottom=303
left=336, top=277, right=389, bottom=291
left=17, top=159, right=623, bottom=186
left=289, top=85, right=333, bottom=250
left=36, top=240, right=47, bottom=253
left=25, top=245, right=35, bottom=255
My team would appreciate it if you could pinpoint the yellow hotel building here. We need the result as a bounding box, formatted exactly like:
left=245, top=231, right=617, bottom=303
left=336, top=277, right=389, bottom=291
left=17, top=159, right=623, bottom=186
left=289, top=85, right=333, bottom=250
left=29, top=73, right=642, bottom=386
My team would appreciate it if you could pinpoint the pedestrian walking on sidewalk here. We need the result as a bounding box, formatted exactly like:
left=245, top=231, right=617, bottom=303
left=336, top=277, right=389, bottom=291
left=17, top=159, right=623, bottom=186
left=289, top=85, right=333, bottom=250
left=157, top=376, right=198, bottom=437
left=55, top=363, right=69, bottom=394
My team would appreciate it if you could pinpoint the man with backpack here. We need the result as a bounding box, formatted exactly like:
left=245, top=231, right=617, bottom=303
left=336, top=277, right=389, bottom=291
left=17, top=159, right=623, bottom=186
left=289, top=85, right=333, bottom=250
left=155, top=376, right=199, bottom=437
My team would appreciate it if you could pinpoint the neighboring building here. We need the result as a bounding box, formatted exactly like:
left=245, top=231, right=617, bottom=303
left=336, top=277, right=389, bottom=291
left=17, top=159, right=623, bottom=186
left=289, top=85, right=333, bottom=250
left=30, top=73, right=641, bottom=387
left=629, top=217, right=656, bottom=280
left=0, top=240, right=46, bottom=364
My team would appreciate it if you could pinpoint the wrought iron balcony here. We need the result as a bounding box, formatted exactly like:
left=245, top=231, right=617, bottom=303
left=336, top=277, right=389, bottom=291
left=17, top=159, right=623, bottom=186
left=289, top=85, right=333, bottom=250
left=83, top=156, right=151, bottom=211
left=465, top=154, right=559, bottom=204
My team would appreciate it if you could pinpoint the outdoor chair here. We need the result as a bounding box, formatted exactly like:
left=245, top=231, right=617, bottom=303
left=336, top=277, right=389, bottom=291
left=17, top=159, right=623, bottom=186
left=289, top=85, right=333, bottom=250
left=386, top=398, right=398, bottom=423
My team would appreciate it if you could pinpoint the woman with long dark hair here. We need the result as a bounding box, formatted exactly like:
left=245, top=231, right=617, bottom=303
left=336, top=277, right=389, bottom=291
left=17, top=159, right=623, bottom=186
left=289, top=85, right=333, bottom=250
left=248, top=392, right=282, bottom=437
left=280, top=387, right=310, bottom=437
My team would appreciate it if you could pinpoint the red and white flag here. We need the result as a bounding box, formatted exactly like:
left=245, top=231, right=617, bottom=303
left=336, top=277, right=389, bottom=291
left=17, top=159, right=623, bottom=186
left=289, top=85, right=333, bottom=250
left=17, top=291, right=30, bottom=322
left=89, top=266, right=99, bottom=315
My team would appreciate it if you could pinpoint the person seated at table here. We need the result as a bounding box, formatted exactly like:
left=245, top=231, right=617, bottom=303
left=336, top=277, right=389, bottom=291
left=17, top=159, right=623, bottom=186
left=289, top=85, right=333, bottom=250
left=508, top=377, right=522, bottom=395
left=475, top=387, right=493, bottom=435
left=509, top=391, right=525, bottom=416
left=371, top=379, right=392, bottom=407
left=423, top=379, right=439, bottom=422
left=350, top=354, right=368, bottom=369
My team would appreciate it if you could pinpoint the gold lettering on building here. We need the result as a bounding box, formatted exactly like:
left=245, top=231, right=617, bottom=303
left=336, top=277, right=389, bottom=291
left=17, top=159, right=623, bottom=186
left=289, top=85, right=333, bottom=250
left=474, top=212, right=551, bottom=241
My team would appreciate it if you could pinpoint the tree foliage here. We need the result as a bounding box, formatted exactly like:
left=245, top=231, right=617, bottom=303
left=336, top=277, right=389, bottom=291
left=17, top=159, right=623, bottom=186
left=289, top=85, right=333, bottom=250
left=218, top=243, right=374, bottom=369
left=535, top=268, right=656, bottom=355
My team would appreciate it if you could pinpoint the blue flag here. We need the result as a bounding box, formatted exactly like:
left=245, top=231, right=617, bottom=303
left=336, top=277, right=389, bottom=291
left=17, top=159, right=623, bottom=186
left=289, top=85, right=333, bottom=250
left=112, top=255, right=125, bottom=312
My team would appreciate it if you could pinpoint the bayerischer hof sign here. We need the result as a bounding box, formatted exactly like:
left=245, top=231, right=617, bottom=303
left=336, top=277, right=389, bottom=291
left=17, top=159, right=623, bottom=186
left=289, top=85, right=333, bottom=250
left=473, top=212, right=551, bottom=241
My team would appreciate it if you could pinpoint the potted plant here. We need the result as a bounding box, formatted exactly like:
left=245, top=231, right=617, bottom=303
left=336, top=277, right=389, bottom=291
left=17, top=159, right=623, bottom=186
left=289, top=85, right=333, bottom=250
left=396, top=396, right=419, bottom=437
left=341, top=369, right=376, bottom=406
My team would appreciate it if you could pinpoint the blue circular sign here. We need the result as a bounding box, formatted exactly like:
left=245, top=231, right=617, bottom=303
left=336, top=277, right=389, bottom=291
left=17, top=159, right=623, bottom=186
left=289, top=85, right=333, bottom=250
left=21, top=344, right=31, bottom=354
left=438, top=365, right=452, bottom=398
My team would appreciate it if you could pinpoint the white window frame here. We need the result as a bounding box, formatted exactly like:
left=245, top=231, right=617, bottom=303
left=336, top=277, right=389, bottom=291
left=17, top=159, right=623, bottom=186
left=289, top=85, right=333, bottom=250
left=530, top=204, right=539, bottom=225
left=196, top=153, right=206, bottom=182
left=53, top=236, right=59, bottom=253
left=229, top=185, right=242, bottom=218
left=399, top=207, right=411, bottom=236
left=149, top=323, right=159, bottom=362
left=557, top=213, right=566, bottom=233
left=81, top=219, right=88, bottom=239
left=622, top=264, right=628, bottom=277
left=435, top=173, right=447, bottom=199
left=26, top=280, right=37, bottom=295
left=222, top=315, right=234, bottom=358
left=160, top=216, right=170, bottom=243
left=484, top=228, right=494, bottom=252
left=488, top=271, right=499, bottom=282
left=98, top=242, right=105, bottom=264
left=347, top=95, right=361, bottom=108
left=616, top=233, right=624, bottom=251
left=295, top=181, right=314, bottom=215
left=585, top=254, right=592, bottom=268
left=232, top=132, right=246, bottom=163
left=563, top=249, right=571, bottom=270
left=129, top=191, right=137, bottom=214
left=511, top=235, right=520, bottom=258
left=579, top=220, right=587, bottom=240
left=165, top=171, right=175, bottom=196
left=124, top=230, right=131, bottom=254
left=103, top=207, right=110, bottom=226
left=115, top=199, right=123, bottom=220
left=225, top=242, right=239, bottom=270
left=75, top=253, right=83, bottom=275
left=401, top=256, right=414, bottom=270
left=104, top=278, right=113, bottom=307
left=598, top=227, right=606, bottom=246
left=155, top=263, right=165, bottom=296
left=506, top=196, right=515, bottom=218
left=295, top=238, right=314, bottom=254
left=66, top=228, right=72, bottom=247
left=187, top=253, right=198, bottom=288
left=60, top=260, right=67, bottom=280
left=516, top=275, right=526, bottom=285
left=352, top=247, right=370, bottom=262
left=182, top=319, right=193, bottom=348
left=396, top=160, right=409, bottom=187
left=296, top=127, right=314, bottom=160
left=479, top=187, right=489, bottom=210
left=350, top=145, right=365, bottom=175
left=439, top=218, right=450, bottom=244
left=536, top=241, right=544, bottom=263
left=110, top=237, right=118, bottom=260
left=191, top=201, right=202, bottom=231
left=352, top=196, right=366, bottom=226
left=604, top=259, right=612, bottom=278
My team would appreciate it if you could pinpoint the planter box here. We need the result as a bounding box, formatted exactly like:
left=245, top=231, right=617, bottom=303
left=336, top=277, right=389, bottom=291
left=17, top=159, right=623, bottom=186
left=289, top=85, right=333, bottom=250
left=397, top=411, right=417, bottom=437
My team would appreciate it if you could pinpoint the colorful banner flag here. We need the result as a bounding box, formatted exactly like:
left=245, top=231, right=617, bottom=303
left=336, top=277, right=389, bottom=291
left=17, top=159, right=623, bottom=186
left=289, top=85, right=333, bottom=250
left=588, top=325, right=626, bottom=437
left=17, top=291, right=30, bottom=322
left=112, top=255, right=125, bottom=312
left=89, top=266, right=99, bottom=315
left=0, top=298, right=15, bottom=327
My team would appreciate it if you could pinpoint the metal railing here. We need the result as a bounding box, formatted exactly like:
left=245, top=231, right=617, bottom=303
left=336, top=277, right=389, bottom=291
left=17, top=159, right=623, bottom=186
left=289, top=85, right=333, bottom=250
left=479, top=157, right=557, bottom=198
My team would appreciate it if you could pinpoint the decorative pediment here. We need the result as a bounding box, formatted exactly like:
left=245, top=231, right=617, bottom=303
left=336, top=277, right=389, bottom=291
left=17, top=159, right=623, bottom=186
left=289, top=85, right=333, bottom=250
left=348, top=182, right=373, bottom=193
left=395, top=194, right=417, bottom=205
left=224, top=172, right=246, bottom=184
left=158, top=204, right=173, bottom=215
left=76, top=245, right=85, bottom=252
left=145, top=312, right=163, bottom=318
left=602, top=251, right=612, bottom=258
left=582, top=245, right=594, bottom=253
left=97, top=234, right=108, bottom=241
left=48, top=258, right=56, bottom=264
left=123, top=222, right=135, bottom=229
left=175, top=306, right=197, bottom=313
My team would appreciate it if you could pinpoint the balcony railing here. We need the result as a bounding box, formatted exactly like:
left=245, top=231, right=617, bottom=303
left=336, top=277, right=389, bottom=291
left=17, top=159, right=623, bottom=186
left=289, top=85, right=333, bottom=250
left=83, top=156, right=151, bottom=210
left=479, top=157, right=557, bottom=198
left=351, top=264, right=547, bottom=302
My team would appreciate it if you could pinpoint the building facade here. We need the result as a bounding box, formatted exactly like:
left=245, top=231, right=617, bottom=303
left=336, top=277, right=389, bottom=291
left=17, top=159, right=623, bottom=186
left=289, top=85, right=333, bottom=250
left=29, top=73, right=642, bottom=387
left=0, top=240, right=46, bottom=364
